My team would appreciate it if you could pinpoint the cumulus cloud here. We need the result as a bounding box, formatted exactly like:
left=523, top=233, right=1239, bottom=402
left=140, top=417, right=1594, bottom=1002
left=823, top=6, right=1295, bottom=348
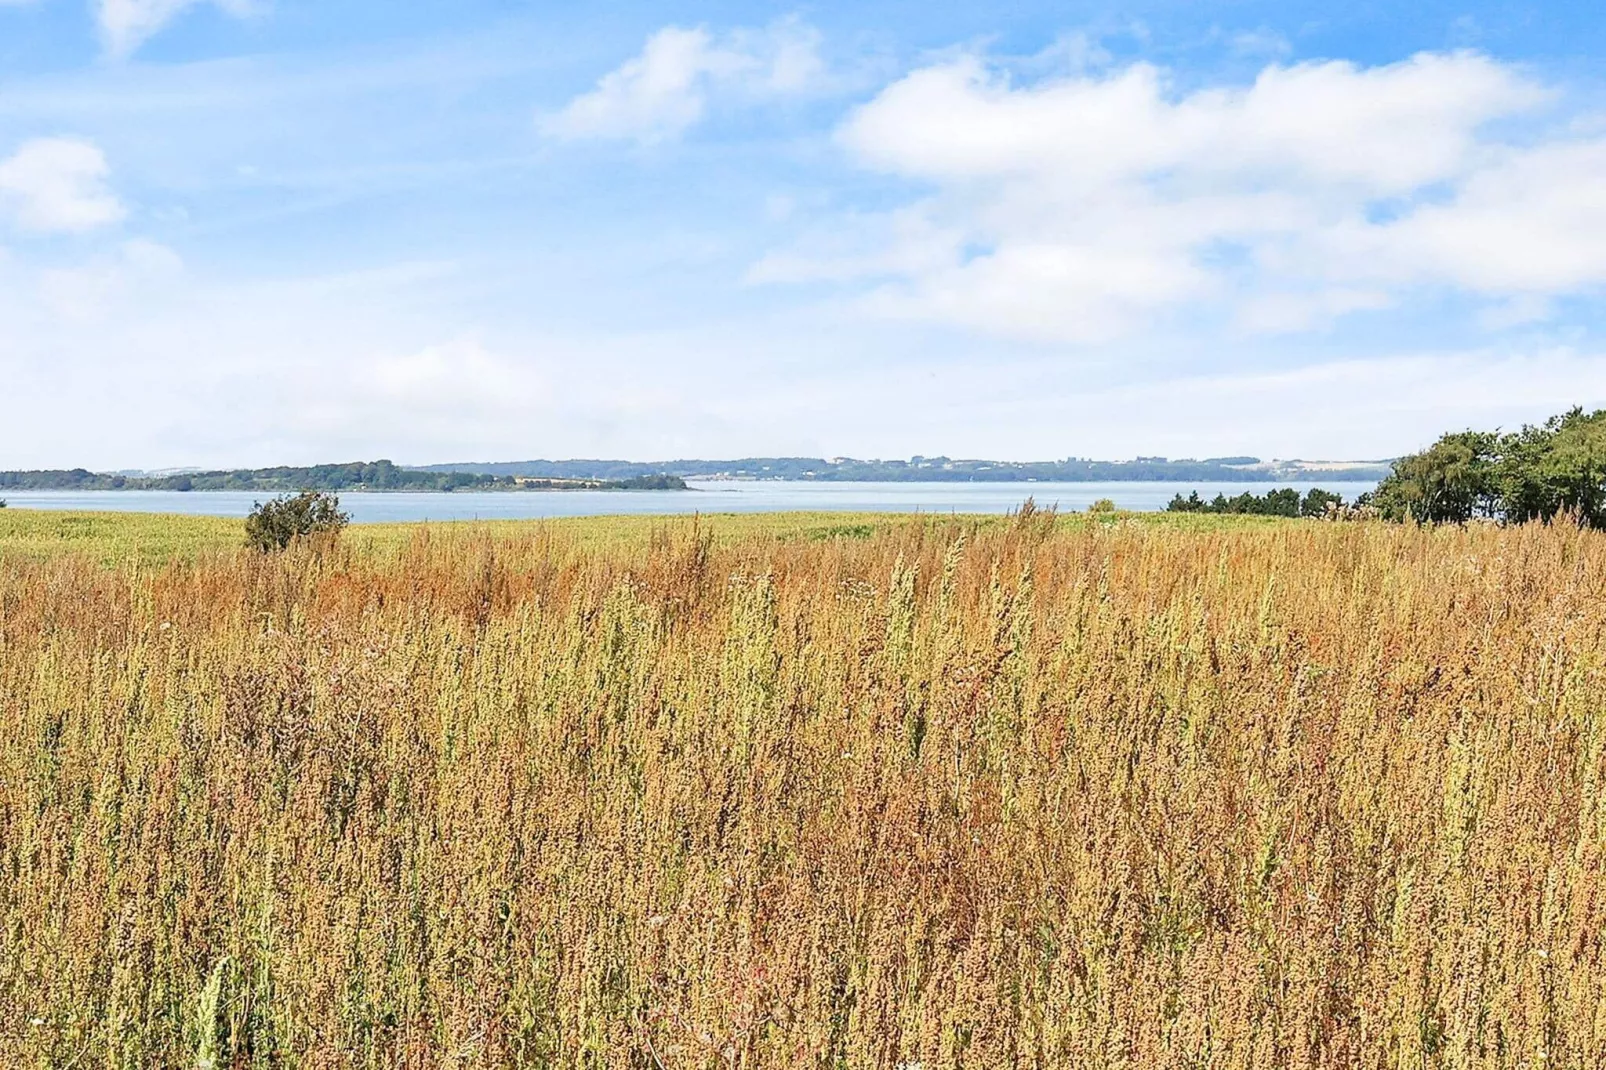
left=541, top=18, right=824, bottom=142
left=756, top=50, right=1606, bottom=342
left=96, top=0, right=254, bottom=59
left=0, top=138, right=125, bottom=233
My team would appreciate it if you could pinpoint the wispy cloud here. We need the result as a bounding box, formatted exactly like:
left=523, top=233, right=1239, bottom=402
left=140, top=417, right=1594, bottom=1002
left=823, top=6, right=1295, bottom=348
left=540, top=18, right=825, bottom=143
left=0, top=137, right=125, bottom=232
left=38, top=238, right=182, bottom=320
left=95, top=0, right=255, bottom=59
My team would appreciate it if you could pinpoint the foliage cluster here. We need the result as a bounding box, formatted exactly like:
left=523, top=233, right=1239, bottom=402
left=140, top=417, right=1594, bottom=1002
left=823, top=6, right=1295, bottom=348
left=1167, top=486, right=1344, bottom=517
left=3, top=516, right=1606, bottom=1066
left=1371, top=407, right=1606, bottom=524
left=244, top=492, right=350, bottom=551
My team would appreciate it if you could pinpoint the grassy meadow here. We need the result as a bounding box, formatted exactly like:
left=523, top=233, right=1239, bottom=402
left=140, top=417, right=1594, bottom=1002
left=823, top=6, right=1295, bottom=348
left=3, top=506, right=1605, bottom=1067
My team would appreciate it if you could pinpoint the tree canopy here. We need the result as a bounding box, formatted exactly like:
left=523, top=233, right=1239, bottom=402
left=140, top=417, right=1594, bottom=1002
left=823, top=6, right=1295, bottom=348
left=1370, top=408, right=1606, bottom=525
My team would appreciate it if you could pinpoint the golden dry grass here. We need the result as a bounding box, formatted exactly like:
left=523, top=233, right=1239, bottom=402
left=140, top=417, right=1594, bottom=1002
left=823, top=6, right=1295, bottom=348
left=0, top=506, right=1274, bottom=565
left=2, top=510, right=1604, bottom=1067
left=0, top=508, right=971, bottom=565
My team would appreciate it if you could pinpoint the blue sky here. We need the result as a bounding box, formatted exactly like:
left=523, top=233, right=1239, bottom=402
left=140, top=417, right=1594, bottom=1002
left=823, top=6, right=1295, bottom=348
left=1, top=0, right=1604, bottom=467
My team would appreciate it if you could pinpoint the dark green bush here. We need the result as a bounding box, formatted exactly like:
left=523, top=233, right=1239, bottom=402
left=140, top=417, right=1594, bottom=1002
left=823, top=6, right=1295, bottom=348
left=1167, top=487, right=1343, bottom=517
left=1299, top=487, right=1345, bottom=517
left=245, top=492, right=349, bottom=552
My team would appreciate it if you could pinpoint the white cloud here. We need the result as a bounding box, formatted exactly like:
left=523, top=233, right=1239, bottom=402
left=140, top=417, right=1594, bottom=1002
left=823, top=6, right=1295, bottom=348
left=838, top=53, right=1539, bottom=191
left=748, top=207, right=967, bottom=285
left=39, top=238, right=183, bottom=320
left=1053, top=348, right=1606, bottom=460
left=96, top=0, right=254, bottom=59
left=758, top=50, right=1606, bottom=342
left=0, top=137, right=125, bottom=232
left=6, top=29, right=1606, bottom=469
left=367, top=338, right=548, bottom=418
left=2, top=221, right=1604, bottom=468
left=0, top=246, right=653, bottom=468
left=1323, top=139, right=1606, bottom=293
left=540, top=18, right=824, bottom=142
left=1226, top=29, right=1292, bottom=59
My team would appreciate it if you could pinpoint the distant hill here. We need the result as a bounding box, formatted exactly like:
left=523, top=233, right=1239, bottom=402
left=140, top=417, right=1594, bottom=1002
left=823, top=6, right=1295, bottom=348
left=0, top=455, right=1392, bottom=492
left=411, top=456, right=1393, bottom=483
left=0, top=460, right=686, bottom=493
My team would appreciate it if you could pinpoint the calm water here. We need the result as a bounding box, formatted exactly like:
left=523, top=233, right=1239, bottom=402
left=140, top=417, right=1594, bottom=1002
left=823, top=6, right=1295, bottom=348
left=0, top=480, right=1379, bottom=523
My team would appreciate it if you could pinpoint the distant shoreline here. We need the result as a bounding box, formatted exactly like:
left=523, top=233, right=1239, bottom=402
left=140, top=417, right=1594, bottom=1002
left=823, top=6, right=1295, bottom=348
left=0, top=462, right=688, bottom=494
left=412, top=456, right=1395, bottom=484
left=1, top=456, right=1396, bottom=492
left=0, top=484, right=699, bottom=494
left=0, top=479, right=1383, bottom=524
left=0, top=474, right=1392, bottom=492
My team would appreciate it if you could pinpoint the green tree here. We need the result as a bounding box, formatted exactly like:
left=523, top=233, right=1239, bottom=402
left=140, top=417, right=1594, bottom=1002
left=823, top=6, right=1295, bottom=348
left=1371, top=431, right=1500, bottom=523
left=244, top=492, right=350, bottom=552
left=1497, top=408, right=1606, bottom=526
left=1260, top=487, right=1301, bottom=517
left=1167, top=491, right=1206, bottom=513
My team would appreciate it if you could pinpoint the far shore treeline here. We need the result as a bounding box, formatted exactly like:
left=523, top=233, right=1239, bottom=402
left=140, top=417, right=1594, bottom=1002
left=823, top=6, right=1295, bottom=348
left=413, top=455, right=1387, bottom=483
left=0, top=454, right=1390, bottom=492
left=0, top=459, right=686, bottom=493
left=14, top=407, right=1605, bottom=521
left=0, top=454, right=1389, bottom=492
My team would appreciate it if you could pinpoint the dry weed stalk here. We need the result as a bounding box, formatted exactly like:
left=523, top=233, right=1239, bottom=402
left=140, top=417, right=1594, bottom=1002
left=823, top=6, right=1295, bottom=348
left=1, top=517, right=1604, bottom=1067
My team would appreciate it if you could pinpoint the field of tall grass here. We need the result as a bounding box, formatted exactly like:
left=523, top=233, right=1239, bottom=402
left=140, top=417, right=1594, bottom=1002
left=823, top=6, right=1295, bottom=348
left=3, top=508, right=1605, bottom=1067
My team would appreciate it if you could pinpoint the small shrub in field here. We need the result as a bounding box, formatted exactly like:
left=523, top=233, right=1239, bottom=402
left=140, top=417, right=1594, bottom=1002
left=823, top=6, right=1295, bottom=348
left=244, top=491, right=348, bottom=551
left=1088, top=497, right=1116, bottom=513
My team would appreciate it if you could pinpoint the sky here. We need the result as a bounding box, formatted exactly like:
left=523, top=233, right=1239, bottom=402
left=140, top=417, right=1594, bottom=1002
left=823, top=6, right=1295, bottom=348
left=1, top=1, right=1605, bottom=468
